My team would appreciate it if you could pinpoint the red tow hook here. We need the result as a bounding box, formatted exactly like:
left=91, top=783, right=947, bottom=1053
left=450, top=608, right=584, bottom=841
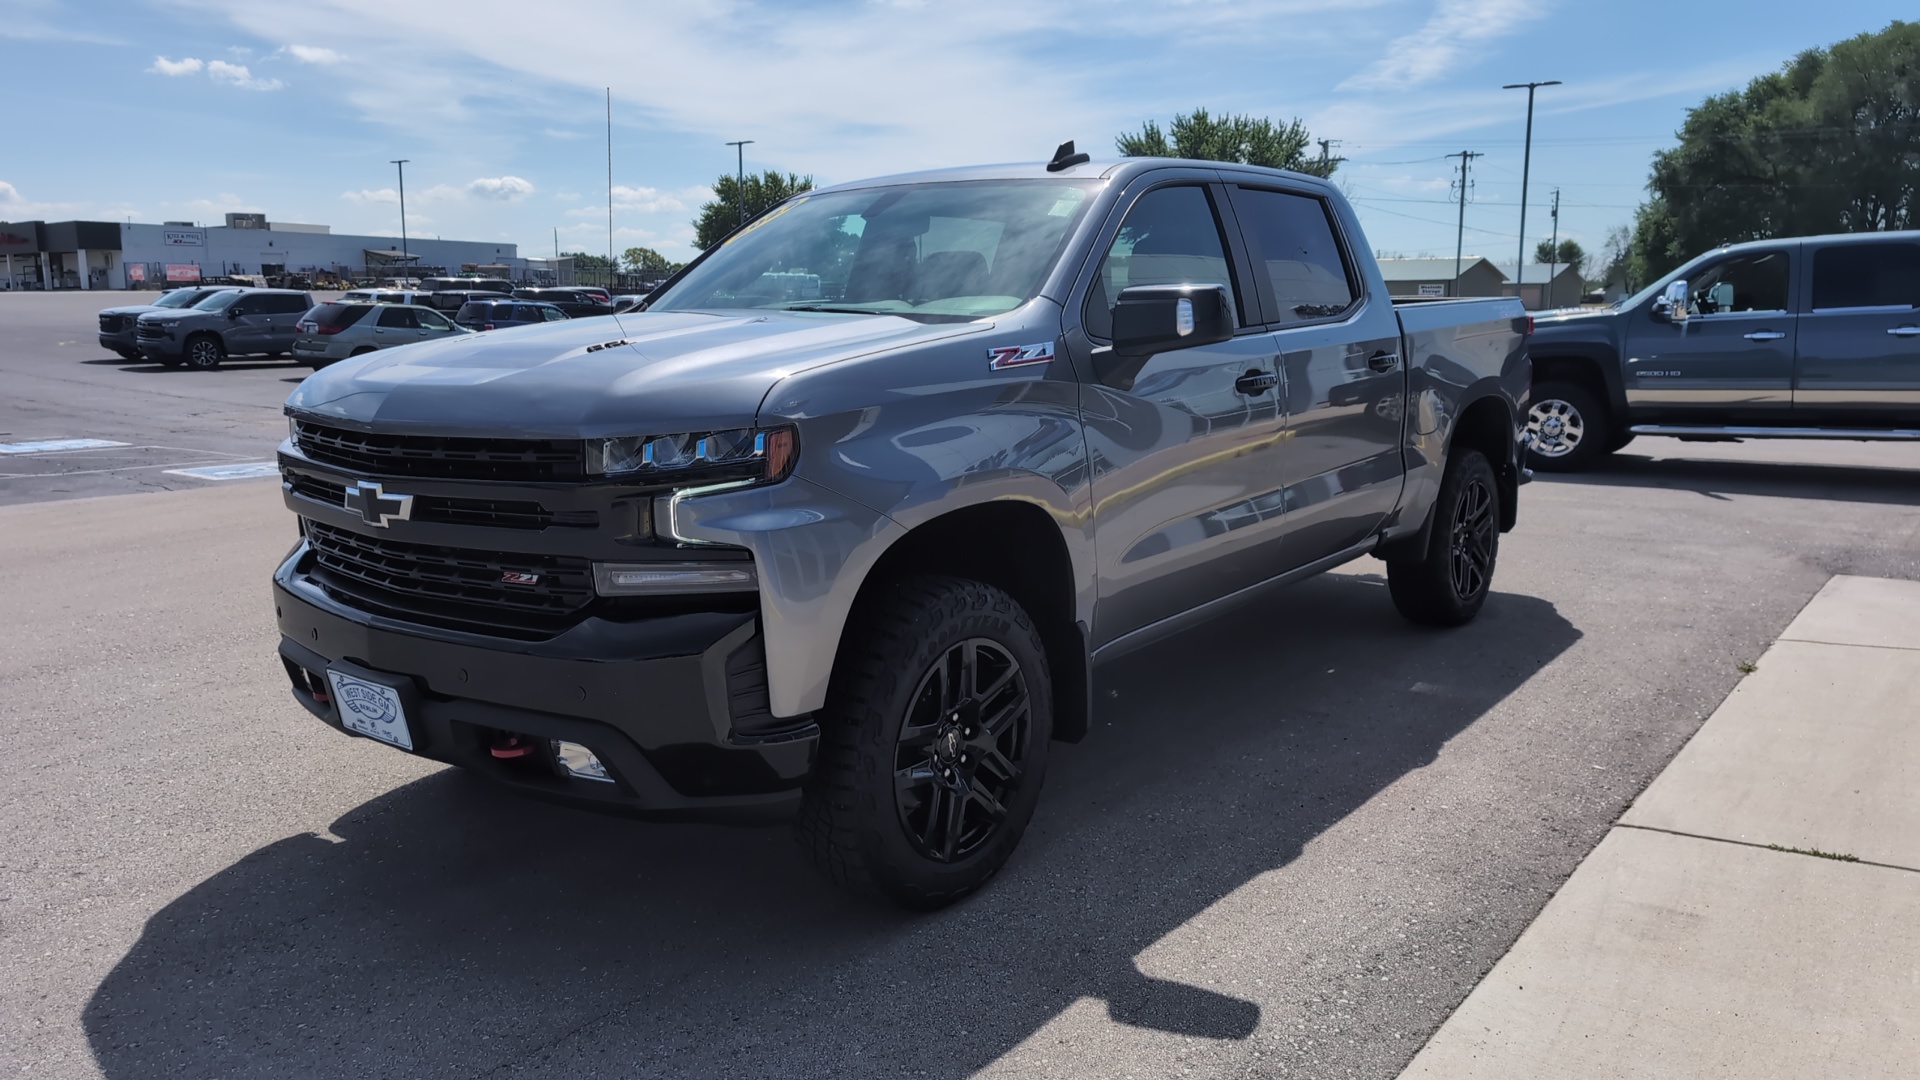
left=489, top=734, right=537, bottom=759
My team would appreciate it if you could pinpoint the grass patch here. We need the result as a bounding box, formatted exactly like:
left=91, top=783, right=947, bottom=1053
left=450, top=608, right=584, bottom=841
left=1767, top=843, right=1859, bottom=863
left=1737, top=661, right=1759, bottom=674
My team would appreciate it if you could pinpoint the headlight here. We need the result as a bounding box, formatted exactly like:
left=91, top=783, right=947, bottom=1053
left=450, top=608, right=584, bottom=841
left=592, top=560, right=757, bottom=595
left=584, top=425, right=797, bottom=484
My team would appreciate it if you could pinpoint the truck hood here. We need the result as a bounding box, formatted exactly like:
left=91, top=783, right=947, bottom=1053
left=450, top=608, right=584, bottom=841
left=99, top=303, right=162, bottom=317
left=285, top=309, right=991, bottom=439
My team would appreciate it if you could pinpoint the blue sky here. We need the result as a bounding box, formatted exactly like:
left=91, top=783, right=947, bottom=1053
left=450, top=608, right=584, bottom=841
left=0, top=0, right=1908, bottom=268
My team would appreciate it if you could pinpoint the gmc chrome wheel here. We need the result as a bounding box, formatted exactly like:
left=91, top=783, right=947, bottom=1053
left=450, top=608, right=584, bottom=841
left=1526, top=397, right=1584, bottom=458
left=894, top=637, right=1032, bottom=863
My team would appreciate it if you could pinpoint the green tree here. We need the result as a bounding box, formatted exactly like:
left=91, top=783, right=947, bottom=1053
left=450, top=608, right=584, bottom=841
left=1533, top=238, right=1587, bottom=275
left=1116, top=108, right=1339, bottom=177
left=692, top=170, right=815, bottom=251
left=561, top=250, right=614, bottom=272
left=1629, top=20, right=1920, bottom=281
left=1597, top=225, right=1634, bottom=292
left=622, top=246, right=679, bottom=276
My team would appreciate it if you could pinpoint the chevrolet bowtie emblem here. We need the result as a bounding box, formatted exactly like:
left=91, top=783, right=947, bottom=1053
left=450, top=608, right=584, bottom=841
left=342, top=480, right=414, bottom=528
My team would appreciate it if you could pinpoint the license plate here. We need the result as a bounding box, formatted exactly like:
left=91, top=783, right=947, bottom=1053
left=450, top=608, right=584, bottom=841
left=326, top=670, right=415, bottom=751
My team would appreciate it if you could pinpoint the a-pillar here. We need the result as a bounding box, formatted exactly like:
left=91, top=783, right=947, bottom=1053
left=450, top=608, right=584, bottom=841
left=77, top=249, right=90, bottom=289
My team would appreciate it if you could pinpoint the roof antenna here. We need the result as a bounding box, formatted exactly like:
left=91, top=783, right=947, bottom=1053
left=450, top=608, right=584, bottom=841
left=1046, top=140, right=1090, bottom=172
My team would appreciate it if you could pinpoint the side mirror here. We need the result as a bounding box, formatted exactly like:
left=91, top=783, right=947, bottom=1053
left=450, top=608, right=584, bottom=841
left=1652, top=279, right=1689, bottom=322
left=226, top=306, right=244, bottom=319
left=1095, top=283, right=1235, bottom=390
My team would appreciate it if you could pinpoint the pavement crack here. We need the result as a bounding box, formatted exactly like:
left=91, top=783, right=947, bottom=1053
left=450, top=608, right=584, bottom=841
left=1613, top=823, right=1920, bottom=875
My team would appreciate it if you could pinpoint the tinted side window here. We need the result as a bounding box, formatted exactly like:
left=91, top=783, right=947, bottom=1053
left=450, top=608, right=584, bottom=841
left=1812, top=243, right=1920, bottom=310
left=416, top=308, right=452, bottom=330
left=376, top=306, right=417, bottom=329
left=1084, top=185, right=1240, bottom=340
left=265, top=294, right=307, bottom=314
left=1231, top=188, right=1356, bottom=326
left=542, top=307, right=567, bottom=321
left=1688, top=251, right=1790, bottom=314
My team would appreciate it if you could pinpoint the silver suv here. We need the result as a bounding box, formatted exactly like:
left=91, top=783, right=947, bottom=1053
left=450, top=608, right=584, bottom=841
left=136, top=288, right=314, bottom=369
left=293, top=302, right=471, bottom=368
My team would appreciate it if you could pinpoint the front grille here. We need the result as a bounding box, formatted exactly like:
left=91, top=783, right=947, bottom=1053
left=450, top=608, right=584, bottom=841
left=286, top=474, right=598, bottom=531
left=136, top=322, right=165, bottom=339
left=293, top=419, right=585, bottom=482
left=305, top=520, right=595, bottom=634
left=99, top=314, right=128, bottom=333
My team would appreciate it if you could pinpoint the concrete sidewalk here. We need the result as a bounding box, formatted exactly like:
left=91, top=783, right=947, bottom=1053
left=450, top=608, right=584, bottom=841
left=1402, top=575, right=1920, bottom=1078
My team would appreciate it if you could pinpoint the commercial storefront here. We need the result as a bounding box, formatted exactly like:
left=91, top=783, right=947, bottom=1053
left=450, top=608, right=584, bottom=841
left=1, top=220, right=125, bottom=290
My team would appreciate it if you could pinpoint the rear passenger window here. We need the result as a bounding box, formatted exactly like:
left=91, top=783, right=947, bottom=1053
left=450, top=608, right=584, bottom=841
left=376, top=307, right=417, bottom=329
left=1231, top=188, right=1357, bottom=325
left=269, top=294, right=310, bottom=314
left=1085, top=185, right=1241, bottom=340
left=1812, top=243, right=1920, bottom=310
left=542, top=307, right=567, bottom=321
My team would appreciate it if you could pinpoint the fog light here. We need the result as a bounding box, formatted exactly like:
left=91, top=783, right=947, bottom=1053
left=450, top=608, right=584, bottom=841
left=592, top=561, right=757, bottom=595
left=551, top=740, right=614, bottom=783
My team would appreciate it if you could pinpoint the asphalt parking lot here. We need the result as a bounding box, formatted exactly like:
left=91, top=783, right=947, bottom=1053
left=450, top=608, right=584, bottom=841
left=3, top=289, right=1919, bottom=1079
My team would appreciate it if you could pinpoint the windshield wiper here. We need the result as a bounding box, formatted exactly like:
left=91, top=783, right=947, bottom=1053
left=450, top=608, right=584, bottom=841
left=779, top=304, right=888, bottom=315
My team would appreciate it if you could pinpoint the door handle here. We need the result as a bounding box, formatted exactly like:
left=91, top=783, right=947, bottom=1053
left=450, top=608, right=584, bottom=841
left=1367, top=350, right=1400, bottom=373
left=1888, top=326, right=1920, bottom=337
left=1743, top=330, right=1786, bottom=341
left=1235, top=369, right=1279, bottom=395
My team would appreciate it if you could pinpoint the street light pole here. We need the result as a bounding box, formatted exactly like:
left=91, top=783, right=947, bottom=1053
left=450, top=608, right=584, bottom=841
left=390, top=159, right=410, bottom=275
left=1502, top=80, right=1560, bottom=307
left=725, top=140, right=755, bottom=228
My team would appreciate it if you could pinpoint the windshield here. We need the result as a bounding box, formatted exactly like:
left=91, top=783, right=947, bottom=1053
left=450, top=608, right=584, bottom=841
left=153, top=289, right=202, bottom=309
left=193, top=291, right=242, bottom=312
left=649, top=180, right=1101, bottom=321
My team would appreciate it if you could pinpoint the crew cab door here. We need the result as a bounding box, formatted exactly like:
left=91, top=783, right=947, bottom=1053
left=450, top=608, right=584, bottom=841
left=1795, top=239, right=1920, bottom=420
left=1074, top=178, right=1292, bottom=648
left=1622, top=247, right=1797, bottom=419
left=1225, top=183, right=1404, bottom=559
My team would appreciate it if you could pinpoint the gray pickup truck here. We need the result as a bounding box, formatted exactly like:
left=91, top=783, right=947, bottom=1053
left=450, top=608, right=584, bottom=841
left=272, top=149, right=1530, bottom=907
left=1526, top=231, right=1920, bottom=469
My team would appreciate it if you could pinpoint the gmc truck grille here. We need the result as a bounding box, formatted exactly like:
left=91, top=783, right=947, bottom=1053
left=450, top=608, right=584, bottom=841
left=99, top=314, right=129, bottom=333
left=136, top=322, right=165, bottom=339
left=304, top=520, right=595, bottom=633
left=286, top=474, right=598, bottom=531
left=292, top=419, right=585, bottom=482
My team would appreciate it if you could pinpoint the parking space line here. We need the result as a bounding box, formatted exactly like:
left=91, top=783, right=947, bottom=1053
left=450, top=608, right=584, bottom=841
left=162, top=462, right=282, bottom=481
left=0, top=438, right=131, bottom=454
left=0, top=459, right=258, bottom=479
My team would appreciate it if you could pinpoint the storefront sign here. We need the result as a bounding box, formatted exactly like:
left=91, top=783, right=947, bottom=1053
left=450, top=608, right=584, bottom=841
left=0, top=228, right=36, bottom=254
left=163, top=229, right=204, bottom=247
left=165, top=263, right=200, bottom=281
left=1418, top=283, right=1445, bottom=297
left=126, top=264, right=146, bottom=282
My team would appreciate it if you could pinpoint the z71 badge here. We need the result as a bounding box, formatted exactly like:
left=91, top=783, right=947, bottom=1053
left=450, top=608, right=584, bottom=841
left=987, top=342, right=1054, bottom=371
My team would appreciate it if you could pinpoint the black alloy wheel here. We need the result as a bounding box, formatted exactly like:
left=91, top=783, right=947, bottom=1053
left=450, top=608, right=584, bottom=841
left=1387, top=448, right=1500, bottom=627
left=894, top=637, right=1033, bottom=864
left=1448, top=471, right=1497, bottom=602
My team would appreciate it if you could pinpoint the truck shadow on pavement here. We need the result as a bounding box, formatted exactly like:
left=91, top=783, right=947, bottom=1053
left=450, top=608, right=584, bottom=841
left=82, top=574, right=1577, bottom=1079
left=1546, top=452, right=1920, bottom=506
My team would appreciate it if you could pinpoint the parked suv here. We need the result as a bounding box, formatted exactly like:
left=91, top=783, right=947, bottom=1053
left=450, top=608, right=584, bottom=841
left=453, top=299, right=569, bottom=330
left=511, top=288, right=616, bottom=318
left=294, top=302, right=472, bottom=368
left=96, top=287, right=238, bottom=359
left=137, top=288, right=314, bottom=369
left=274, top=153, right=1528, bottom=906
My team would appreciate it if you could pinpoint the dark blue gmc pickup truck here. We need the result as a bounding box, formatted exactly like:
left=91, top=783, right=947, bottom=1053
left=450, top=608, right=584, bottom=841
left=1525, top=231, right=1920, bottom=469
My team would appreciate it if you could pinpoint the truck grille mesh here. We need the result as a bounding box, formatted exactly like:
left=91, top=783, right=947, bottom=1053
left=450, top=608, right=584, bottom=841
left=304, top=520, right=594, bottom=634
left=292, top=419, right=585, bottom=482
left=286, top=474, right=598, bottom=531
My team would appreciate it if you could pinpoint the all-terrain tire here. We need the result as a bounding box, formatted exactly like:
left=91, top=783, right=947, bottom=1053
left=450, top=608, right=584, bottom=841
left=1525, top=380, right=1610, bottom=472
left=796, top=575, right=1052, bottom=909
left=183, top=334, right=226, bottom=370
left=1388, top=449, right=1500, bottom=627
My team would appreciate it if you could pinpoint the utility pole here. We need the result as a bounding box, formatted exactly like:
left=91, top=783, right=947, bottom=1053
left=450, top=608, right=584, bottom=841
left=606, top=88, right=614, bottom=285
left=390, top=159, right=410, bottom=270
left=1502, top=80, right=1561, bottom=305
left=725, top=140, right=755, bottom=228
left=1448, top=150, right=1481, bottom=297
left=1316, top=138, right=1342, bottom=175
left=1545, top=188, right=1561, bottom=305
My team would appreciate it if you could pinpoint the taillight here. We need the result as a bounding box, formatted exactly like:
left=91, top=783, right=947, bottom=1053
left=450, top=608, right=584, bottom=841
left=318, top=323, right=349, bottom=335
left=1525, top=315, right=1536, bottom=336
left=482, top=322, right=496, bottom=331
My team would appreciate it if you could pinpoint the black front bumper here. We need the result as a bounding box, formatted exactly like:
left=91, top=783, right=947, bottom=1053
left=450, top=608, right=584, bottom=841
left=273, top=549, right=817, bottom=822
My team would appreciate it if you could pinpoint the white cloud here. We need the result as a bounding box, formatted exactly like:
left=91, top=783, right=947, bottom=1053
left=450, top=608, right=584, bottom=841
left=468, top=176, right=535, bottom=201
left=206, top=59, right=283, bottom=91
left=149, top=56, right=204, bottom=76
left=287, top=44, right=342, bottom=64
left=1339, top=0, right=1547, bottom=92
left=341, top=188, right=400, bottom=204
